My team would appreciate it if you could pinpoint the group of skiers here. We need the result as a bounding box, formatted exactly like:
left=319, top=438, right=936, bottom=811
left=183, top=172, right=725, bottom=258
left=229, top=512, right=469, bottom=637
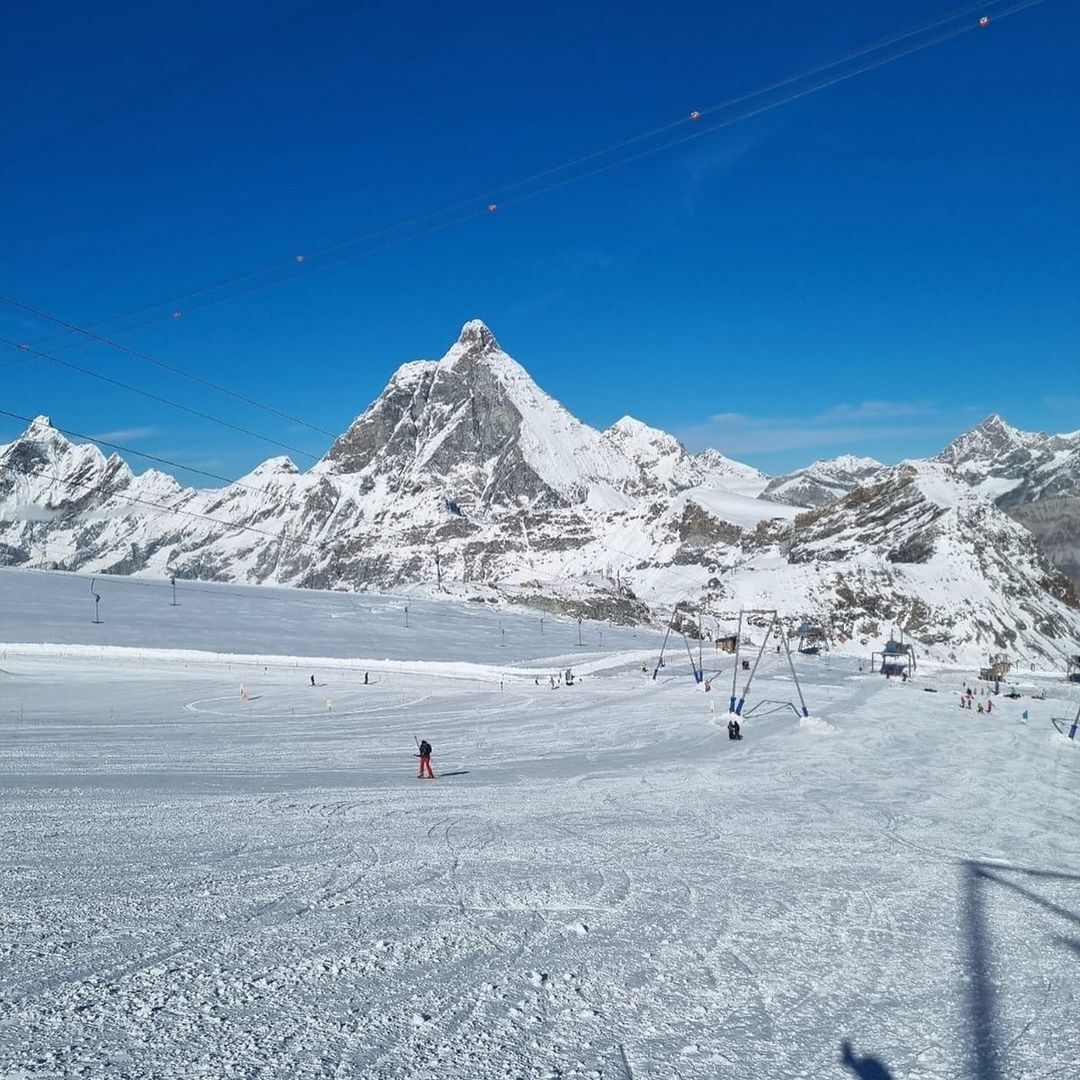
left=533, top=669, right=574, bottom=689
left=960, top=685, right=995, bottom=713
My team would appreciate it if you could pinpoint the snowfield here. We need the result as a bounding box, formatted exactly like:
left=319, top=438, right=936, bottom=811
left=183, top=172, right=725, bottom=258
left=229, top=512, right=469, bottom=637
left=2, top=571, right=1080, bottom=1079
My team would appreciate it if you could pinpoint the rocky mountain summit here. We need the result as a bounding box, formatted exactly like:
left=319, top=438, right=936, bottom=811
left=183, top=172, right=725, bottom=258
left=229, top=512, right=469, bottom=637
left=2, top=322, right=1078, bottom=663
left=934, top=414, right=1080, bottom=588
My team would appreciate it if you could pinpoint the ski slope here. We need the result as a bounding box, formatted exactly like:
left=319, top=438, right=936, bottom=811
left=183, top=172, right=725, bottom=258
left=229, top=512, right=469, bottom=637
left=2, top=570, right=1080, bottom=1079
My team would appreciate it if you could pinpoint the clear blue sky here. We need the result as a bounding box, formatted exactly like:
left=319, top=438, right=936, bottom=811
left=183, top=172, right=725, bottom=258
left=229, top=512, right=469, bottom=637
left=2, top=0, right=1077, bottom=482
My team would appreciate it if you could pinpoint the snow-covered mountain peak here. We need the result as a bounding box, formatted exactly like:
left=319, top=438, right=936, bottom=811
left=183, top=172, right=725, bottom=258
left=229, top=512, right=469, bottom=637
left=4, top=415, right=95, bottom=470
left=440, top=319, right=511, bottom=370
left=605, top=415, right=683, bottom=454
left=760, top=454, right=885, bottom=509
left=454, top=318, right=500, bottom=353
left=822, top=454, right=886, bottom=473
left=241, top=456, right=300, bottom=482
left=937, top=412, right=1038, bottom=466
left=694, top=447, right=767, bottom=482
left=608, top=414, right=662, bottom=436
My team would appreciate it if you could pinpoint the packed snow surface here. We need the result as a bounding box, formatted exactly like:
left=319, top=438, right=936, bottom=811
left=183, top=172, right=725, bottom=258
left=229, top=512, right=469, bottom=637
left=2, top=570, right=1080, bottom=1079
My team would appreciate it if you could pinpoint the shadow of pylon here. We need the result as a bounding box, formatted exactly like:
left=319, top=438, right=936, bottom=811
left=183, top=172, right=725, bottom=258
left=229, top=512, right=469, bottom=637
left=961, top=860, right=1080, bottom=1080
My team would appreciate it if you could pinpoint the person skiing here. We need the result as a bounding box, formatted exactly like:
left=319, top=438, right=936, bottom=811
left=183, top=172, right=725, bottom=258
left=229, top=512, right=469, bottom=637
left=310, top=674, right=315, bottom=687
left=977, top=703, right=984, bottom=714
left=417, top=739, right=434, bottom=779
left=364, top=672, right=369, bottom=685
left=727, top=717, right=742, bottom=741
left=986, top=697, right=993, bottom=714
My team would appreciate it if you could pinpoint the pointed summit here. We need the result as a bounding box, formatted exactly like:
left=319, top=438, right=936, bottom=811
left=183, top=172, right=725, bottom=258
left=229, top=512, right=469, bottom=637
left=936, top=413, right=1034, bottom=467
left=455, top=319, right=499, bottom=354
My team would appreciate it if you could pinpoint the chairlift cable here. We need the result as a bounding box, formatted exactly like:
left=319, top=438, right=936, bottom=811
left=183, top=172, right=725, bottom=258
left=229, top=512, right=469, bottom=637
left=4, top=0, right=1038, bottom=361
left=0, top=336, right=322, bottom=461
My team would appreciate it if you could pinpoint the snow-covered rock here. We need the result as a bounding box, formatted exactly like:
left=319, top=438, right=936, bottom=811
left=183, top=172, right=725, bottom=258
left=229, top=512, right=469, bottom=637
left=759, top=454, right=885, bottom=508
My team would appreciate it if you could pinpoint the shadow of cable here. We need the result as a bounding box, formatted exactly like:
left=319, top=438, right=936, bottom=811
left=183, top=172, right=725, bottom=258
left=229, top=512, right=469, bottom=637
left=961, top=861, right=1080, bottom=1080
left=840, top=1040, right=894, bottom=1078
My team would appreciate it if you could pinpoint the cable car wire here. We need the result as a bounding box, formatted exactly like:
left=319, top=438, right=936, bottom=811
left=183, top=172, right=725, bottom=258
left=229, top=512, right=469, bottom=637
left=0, top=407, right=272, bottom=491
left=0, top=297, right=337, bottom=437
left=8, top=0, right=1035, bottom=356
left=0, top=336, right=322, bottom=461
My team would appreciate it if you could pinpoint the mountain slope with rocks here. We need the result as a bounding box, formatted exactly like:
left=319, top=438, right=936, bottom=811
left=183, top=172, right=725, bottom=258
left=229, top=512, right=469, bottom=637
left=711, top=461, right=1078, bottom=664
left=935, top=413, right=1080, bottom=588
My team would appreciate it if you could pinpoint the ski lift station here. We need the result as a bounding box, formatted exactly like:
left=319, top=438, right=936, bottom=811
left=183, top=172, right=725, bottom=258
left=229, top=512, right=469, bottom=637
left=980, top=653, right=1011, bottom=683
left=1068, top=654, right=1080, bottom=684
left=872, top=635, right=917, bottom=677
left=796, top=622, right=828, bottom=655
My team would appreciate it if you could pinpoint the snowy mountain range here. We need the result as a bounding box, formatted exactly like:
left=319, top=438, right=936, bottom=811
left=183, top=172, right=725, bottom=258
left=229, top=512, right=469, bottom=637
left=1, top=320, right=1078, bottom=664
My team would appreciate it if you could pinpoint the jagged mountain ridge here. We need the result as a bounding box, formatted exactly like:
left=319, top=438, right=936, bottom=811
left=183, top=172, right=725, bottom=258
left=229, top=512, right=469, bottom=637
left=1, top=322, right=1078, bottom=662
left=934, top=413, right=1080, bottom=589
left=935, top=413, right=1080, bottom=506
left=715, top=460, right=1079, bottom=662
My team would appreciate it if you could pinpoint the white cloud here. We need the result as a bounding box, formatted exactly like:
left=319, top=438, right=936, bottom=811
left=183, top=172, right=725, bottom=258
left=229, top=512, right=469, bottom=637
left=678, top=400, right=959, bottom=457
left=90, top=426, right=159, bottom=443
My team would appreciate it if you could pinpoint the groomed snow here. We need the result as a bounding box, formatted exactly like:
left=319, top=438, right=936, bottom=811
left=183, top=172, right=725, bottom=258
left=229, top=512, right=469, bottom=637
left=2, top=570, right=1080, bottom=1079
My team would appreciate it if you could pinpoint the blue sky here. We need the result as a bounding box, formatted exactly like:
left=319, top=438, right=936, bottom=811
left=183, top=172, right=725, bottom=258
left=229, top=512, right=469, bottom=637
left=2, top=0, right=1078, bottom=482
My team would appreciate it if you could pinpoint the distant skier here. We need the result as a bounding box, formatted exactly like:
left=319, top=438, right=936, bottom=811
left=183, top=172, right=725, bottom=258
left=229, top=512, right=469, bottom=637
left=977, top=703, right=984, bottom=714
left=310, top=674, right=316, bottom=687
left=417, top=739, right=435, bottom=779
left=986, top=698, right=993, bottom=714
left=727, top=717, right=742, bottom=741
left=364, top=672, right=369, bottom=685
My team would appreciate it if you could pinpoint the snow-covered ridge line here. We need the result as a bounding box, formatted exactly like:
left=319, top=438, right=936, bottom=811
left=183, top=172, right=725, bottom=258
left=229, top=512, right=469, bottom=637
left=0, top=641, right=655, bottom=680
